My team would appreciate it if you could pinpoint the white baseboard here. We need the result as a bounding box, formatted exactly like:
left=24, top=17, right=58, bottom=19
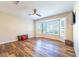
left=0, top=40, right=17, bottom=44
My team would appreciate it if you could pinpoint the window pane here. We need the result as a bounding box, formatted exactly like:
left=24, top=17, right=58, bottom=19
left=44, top=20, right=60, bottom=35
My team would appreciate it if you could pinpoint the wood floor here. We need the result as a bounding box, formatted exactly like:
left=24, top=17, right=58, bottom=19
left=0, top=38, right=76, bottom=57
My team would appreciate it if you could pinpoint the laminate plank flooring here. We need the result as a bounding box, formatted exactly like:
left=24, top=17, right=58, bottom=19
left=0, top=38, right=76, bottom=57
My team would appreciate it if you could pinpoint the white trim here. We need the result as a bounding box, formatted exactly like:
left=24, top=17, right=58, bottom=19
left=0, top=40, right=17, bottom=44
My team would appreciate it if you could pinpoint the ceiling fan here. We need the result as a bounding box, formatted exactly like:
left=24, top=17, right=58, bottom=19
left=13, top=2, right=41, bottom=17
left=14, top=1, right=19, bottom=5
left=28, top=9, right=41, bottom=17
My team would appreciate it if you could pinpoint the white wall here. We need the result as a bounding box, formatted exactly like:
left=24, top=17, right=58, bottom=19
left=0, top=12, right=33, bottom=44
left=73, top=12, right=79, bottom=57
left=73, top=1, right=79, bottom=57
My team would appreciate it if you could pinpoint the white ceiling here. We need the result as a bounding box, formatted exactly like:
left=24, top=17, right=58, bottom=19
left=0, top=1, right=75, bottom=20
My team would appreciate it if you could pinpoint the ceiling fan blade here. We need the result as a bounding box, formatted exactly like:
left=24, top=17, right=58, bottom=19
left=34, top=9, right=37, bottom=14
left=36, top=14, right=41, bottom=17
left=28, top=13, right=34, bottom=15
